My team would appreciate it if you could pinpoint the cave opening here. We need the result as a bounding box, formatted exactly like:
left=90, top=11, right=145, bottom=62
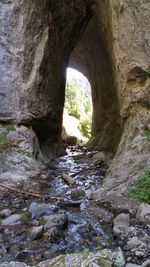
left=63, top=68, right=92, bottom=143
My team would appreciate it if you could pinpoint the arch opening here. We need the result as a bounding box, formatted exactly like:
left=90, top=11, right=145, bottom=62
left=62, top=68, right=92, bottom=144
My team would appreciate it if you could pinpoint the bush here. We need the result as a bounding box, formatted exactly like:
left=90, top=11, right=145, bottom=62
left=0, top=134, right=8, bottom=144
left=78, top=117, right=91, bottom=139
left=128, top=171, right=150, bottom=204
left=3, top=124, right=16, bottom=131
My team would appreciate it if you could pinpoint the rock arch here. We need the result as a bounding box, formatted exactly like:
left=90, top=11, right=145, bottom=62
left=0, top=0, right=150, bottom=179
left=69, top=17, right=121, bottom=152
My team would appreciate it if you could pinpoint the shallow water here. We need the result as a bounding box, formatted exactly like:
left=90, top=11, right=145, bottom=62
left=0, top=146, right=114, bottom=265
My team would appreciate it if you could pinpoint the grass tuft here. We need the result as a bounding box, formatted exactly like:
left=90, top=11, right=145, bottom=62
left=128, top=171, right=150, bottom=204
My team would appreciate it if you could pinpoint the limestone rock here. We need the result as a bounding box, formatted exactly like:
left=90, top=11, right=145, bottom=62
left=0, top=209, right=12, bottom=218
left=127, top=237, right=144, bottom=250
left=113, top=213, right=130, bottom=236
left=29, top=225, right=44, bottom=241
left=1, top=214, right=22, bottom=226
left=136, top=203, right=150, bottom=223
left=44, top=214, right=68, bottom=230
left=8, top=126, right=41, bottom=159
left=38, top=248, right=125, bottom=267
left=29, top=202, right=57, bottom=220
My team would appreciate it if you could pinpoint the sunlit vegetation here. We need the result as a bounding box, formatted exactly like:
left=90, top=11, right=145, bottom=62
left=65, top=78, right=92, bottom=139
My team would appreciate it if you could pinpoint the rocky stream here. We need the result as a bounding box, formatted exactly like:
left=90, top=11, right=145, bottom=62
left=0, top=147, right=150, bottom=267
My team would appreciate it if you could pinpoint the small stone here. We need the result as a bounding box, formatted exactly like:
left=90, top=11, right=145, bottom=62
left=70, top=189, right=86, bottom=200
left=44, top=213, right=68, bottom=230
left=1, top=214, right=22, bottom=225
left=0, top=209, right=12, bottom=218
left=135, top=251, right=144, bottom=257
left=29, top=225, right=44, bottom=241
left=92, top=152, right=105, bottom=162
left=127, top=237, right=144, bottom=250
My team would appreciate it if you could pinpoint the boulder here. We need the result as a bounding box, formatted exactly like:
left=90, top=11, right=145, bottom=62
left=136, top=203, right=150, bottom=223
left=127, top=237, right=144, bottom=250
left=113, top=213, right=130, bottom=236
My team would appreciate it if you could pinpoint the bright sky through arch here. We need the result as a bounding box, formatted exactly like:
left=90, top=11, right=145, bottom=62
left=67, top=68, right=86, bottom=81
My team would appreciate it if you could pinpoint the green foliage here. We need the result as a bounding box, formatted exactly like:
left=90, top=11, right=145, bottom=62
left=78, top=117, right=91, bottom=139
left=83, top=248, right=90, bottom=253
left=3, top=124, right=16, bottom=131
left=0, top=154, right=5, bottom=163
left=65, top=79, right=81, bottom=119
left=0, top=134, right=8, bottom=144
left=65, top=78, right=92, bottom=138
left=142, top=129, right=150, bottom=141
left=128, top=171, right=150, bottom=204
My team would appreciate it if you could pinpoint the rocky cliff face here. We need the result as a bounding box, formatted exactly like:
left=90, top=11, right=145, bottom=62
left=0, top=0, right=94, bottom=157
left=0, top=0, right=150, bottom=191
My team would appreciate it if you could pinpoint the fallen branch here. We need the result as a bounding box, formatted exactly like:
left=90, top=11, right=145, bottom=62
left=62, top=173, right=76, bottom=186
left=0, top=182, right=64, bottom=202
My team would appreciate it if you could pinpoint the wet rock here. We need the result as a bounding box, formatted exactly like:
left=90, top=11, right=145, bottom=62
left=1, top=214, right=22, bottom=225
left=0, top=209, right=12, bottom=218
left=29, top=202, right=58, bottom=220
left=28, top=225, right=44, bottom=241
left=0, top=263, right=30, bottom=267
left=136, top=204, right=150, bottom=224
left=113, top=213, right=130, bottom=236
left=71, top=188, right=86, bottom=200
left=44, top=213, right=68, bottom=230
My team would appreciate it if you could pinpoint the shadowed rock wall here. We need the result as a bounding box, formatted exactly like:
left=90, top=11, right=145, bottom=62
left=0, top=0, right=94, bottom=157
left=69, top=18, right=121, bottom=152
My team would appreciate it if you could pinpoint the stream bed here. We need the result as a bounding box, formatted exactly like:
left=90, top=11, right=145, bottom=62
left=0, top=147, right=114, bottom=265
left=0, top=147, right=149, bottom=266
